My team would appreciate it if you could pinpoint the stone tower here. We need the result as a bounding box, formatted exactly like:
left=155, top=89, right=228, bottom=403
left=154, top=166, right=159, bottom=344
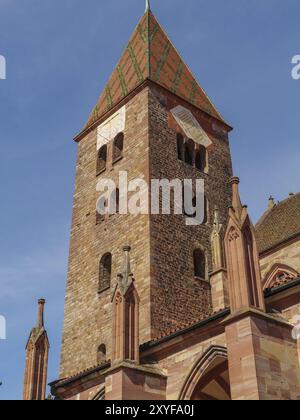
left=23, top=299, right=49, bottom=401
left=59, top=5, right=233, bottom=380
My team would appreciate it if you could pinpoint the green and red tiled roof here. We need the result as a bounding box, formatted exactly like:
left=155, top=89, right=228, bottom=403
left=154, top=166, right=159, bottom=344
left=84, top=10, right=225, bottom=130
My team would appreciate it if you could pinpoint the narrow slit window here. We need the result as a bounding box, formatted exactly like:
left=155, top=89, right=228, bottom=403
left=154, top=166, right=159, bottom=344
left=194, top=249, right=206, bottom=280
left=97, top=145, right=107, bottom=174
left=113, top=133, right=124, bottom=163
left=99, top=253, right=112, bottom=292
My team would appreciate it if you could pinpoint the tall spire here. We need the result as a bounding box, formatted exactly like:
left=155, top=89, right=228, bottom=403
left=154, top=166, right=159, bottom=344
left=37, top=298, right=45, bottom=328
left=23, top=299, right=49, bottom=400
left=79, top=6, right=227, bottom=137
left=224, top=177, right=265, bottom=313
left=230, top=177, right=243, bottom=217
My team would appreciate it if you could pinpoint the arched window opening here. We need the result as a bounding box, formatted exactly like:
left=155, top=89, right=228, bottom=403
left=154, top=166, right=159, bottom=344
left=97, top=344, right=107, bottom=364
left=179, top=346, right=230, bottom=401
left=112, top=286, right=140, bottom=363
left=124, top=293, right=138, bottom=361
left=263, top=264, right=299, bottom=290
left=97, top=145, right=107, bottom=175
left=195, top=146, right=207, bottom=172
left=113, top=133, right=124, bottom=163
left=185, top=140, right=194, bottom=166
left=194, top=249, right=206, bottom=280
left=99, top=253, right=112, bottom=293
left=177, top=133, right=184, bottom=161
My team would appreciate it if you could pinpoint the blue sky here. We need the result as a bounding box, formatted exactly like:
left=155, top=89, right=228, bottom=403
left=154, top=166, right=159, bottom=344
left=0, top=0, right=299, bottom=400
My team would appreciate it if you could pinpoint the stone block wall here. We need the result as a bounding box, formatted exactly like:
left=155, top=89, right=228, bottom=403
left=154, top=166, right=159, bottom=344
left=148, top=84, right=233, bottom=337
left=60, top=88, right=152, bottom=378
left=60, top=82, right=233, bottom=378
left=226, top=313, right=300, bottom=400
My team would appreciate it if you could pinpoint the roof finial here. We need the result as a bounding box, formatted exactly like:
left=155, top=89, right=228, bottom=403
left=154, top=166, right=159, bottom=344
left=268, top=196, right=276, bottom=210
left=145, top=0, right=150, bottom=12
left=37, top=299, right=45, bottom=329
left=230, top=177, right=243, bottom=217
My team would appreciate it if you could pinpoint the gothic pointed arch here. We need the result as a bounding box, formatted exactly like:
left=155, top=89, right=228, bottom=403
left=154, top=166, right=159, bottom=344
left=113, top=132, right=124, bottom=163
left=112, top=283, right=140, bottom=363
left=98, top=253, right=112, bottom=293
left=112, top=246, right=140, bottom=364
left=23, top=300, right=49, bottom=401
left=263, top=263, right=299, bottom=290
left=97, top=145, right=107, bottom=175
left=92, top=386, right=105, bottom=400
left=179, top=346, right=231, bottom=401
left=224, top=177, right=265, bottom=312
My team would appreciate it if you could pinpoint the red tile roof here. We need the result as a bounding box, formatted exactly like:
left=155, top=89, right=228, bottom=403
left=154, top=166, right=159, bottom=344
left=141, top=308, right=229, bottom=348
left=256, top=193, right=300, bottom=254
left=83, top=10, right=225, bottom=131
left=51, top=360, right=110, bottom=388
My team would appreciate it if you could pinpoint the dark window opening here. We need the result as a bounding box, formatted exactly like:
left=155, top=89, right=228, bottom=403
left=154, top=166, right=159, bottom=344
left=195, top=146, right=207, bottom=172
left=194, top=249, right=206, bottom=280
left=116, top=188, right=120, bottom=214
left=99, top=253, right=112, bottom=293
left=184, top=140, right=194, bottom=166
left=203, top=196, right=209, bottom=224
left=113, top=133, right=124, bottom=163
left=97, top=145, right=107, bottom=175
left=97, top=344, right=107, bottom=364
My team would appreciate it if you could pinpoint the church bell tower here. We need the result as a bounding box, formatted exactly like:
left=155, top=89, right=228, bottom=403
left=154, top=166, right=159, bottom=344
left=59, top=2, right=233, bottom=380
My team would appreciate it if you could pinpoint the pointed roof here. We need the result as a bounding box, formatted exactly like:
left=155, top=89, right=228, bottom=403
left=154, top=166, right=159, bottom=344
left=82, top=9, right=226, bottom=133
left=26, top=299, right=49, bottom=349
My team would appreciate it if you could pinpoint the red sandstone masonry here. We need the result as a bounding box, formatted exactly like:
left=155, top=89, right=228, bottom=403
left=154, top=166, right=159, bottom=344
left=148, top=84, right=233, bottom=338
left=60, top=88, right=152, bottom=378
left=225, top=312, right=300, bottom=400
left=60, top=82, right=233, bottom=378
